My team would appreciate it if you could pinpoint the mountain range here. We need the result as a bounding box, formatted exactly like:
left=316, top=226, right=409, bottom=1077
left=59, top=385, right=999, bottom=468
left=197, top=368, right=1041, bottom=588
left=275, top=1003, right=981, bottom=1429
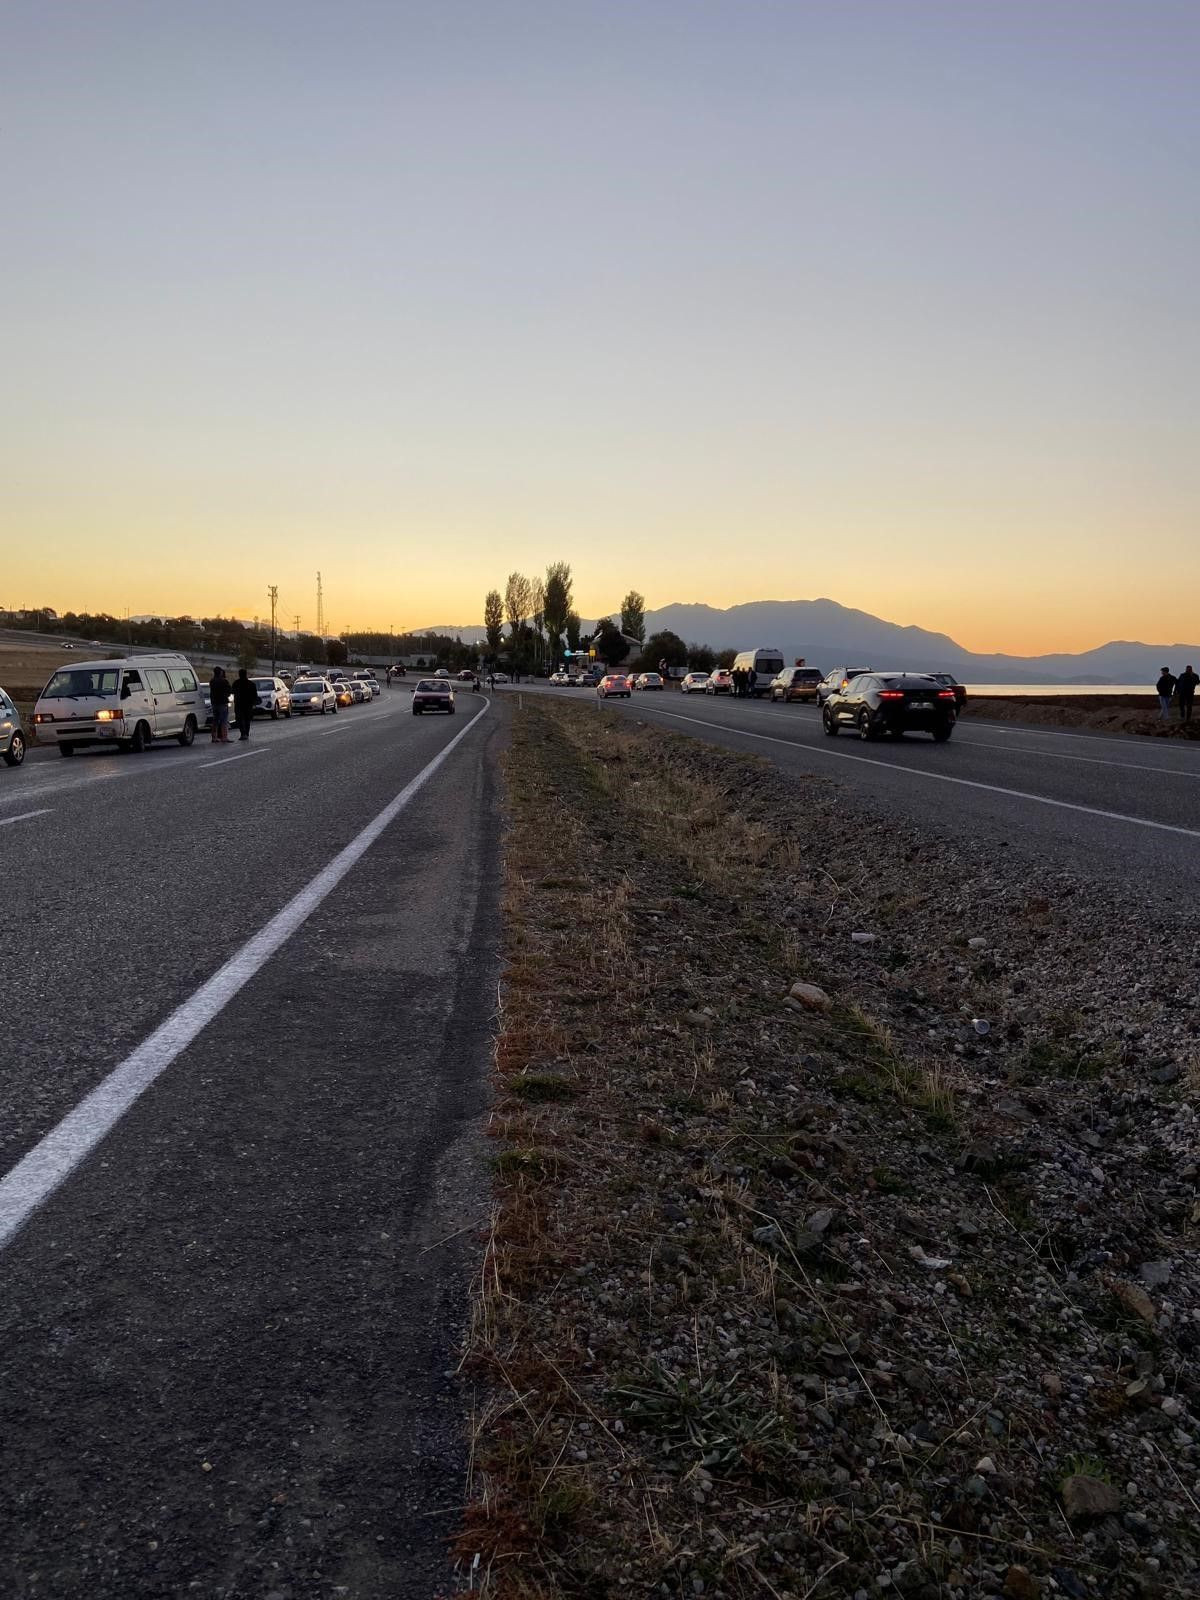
left=419, top=599, right=1199, bottom=685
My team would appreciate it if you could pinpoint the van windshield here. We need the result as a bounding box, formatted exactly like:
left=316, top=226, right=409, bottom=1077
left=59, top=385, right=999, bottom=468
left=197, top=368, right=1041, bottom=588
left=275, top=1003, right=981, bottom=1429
left=43, top=668, right=119, bottom=699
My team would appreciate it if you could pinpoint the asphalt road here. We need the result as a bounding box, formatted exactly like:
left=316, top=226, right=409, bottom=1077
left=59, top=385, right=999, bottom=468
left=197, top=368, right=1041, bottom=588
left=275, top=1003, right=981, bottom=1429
left=518, top=682, right=1200, bottom=908
left=0, top=686, right=501, bottom=1598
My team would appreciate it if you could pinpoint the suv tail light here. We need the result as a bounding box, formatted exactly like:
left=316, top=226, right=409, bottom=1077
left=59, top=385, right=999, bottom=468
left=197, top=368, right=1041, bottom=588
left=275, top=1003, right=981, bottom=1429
left=878, top=690, right=904, bottom=701
left=937, top=689, right=956, bottom=699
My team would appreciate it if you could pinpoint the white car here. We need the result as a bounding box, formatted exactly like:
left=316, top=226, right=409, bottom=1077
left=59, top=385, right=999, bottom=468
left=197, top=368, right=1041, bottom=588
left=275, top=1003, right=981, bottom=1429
left=250, top=675, right=293, bottom=718
left=680, top=672, right=710, bottom=694
left=549, top=671, right=570, bottom=685
left=490, top=672, right=510, bottom=684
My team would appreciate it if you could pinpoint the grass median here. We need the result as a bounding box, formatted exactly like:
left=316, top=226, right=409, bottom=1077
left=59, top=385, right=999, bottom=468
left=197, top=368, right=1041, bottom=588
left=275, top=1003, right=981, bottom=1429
left=458, top=696, right=1200, bottom=1600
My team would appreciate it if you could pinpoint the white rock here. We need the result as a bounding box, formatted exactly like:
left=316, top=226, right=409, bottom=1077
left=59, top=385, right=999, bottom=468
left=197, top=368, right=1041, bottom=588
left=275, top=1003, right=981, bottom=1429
left=788, top=981, right=833, bottom=1012
left=851, top=932, right=877, bottom=945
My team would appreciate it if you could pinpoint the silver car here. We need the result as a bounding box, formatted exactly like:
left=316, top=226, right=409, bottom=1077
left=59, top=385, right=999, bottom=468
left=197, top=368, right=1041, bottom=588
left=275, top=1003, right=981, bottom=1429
left=0, top=686, right=27, bottom=767
left=290, top=677, right=338, bottom=714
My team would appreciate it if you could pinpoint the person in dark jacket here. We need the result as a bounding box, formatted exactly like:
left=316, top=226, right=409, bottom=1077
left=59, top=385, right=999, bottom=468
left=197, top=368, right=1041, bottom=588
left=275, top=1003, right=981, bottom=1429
left=1156, top=667, right=1177, bottom=723
left=232, top=668, right=260, bottom=740
left=1177, top=664, right=1198, bottom=723
left=209, top=666, right=233, bottom=742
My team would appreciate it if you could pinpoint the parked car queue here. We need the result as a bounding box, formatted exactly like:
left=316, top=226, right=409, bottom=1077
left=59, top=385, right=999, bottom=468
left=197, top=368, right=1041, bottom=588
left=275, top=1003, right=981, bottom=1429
left=0, top=654, right=444, bottom=767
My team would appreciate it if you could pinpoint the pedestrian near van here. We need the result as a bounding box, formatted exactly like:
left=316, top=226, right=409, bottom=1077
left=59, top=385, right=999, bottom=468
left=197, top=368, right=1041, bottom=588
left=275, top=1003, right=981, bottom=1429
left=1156, top=667, right=1177, bottom=723
left=1177, top=664, right=1198, bottom=723
left=209, top=667, right=233, bottom=743
left=748, top=667, right=758, bottom=698
left=232, top=668, right=260, bottom=740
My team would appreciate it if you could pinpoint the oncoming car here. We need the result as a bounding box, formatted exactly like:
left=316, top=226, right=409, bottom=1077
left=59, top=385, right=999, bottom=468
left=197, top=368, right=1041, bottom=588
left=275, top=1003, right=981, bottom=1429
left=413, top=678, right=455, bottom=714
left=333, top=681, right=355, bottom=708
left=32, top=653, right=204, bottom=755
left=821, top=672, right=957, bottom=742
left=596, top=674, right=631, bottom=699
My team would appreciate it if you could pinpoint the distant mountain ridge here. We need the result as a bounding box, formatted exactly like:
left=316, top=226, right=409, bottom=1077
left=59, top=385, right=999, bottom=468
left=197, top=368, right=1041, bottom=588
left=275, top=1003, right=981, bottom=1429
left=417, top=599, right=1199, bottom=684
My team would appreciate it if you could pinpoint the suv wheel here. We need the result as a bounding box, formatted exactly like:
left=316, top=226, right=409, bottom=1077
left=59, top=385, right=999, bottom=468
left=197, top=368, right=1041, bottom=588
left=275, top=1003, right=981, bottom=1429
left=3, top=731, right=25, bottom=767
left=822, top=707, right=839, bottom=737
left=857, top=710, right=874, bottom=741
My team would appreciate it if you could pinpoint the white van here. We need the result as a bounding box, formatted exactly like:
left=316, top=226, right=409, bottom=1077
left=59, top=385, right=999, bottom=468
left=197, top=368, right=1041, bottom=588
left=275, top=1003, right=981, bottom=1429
left=33, top=653, right=206, bottom=756
left=731, top=647, right=785, bottom=698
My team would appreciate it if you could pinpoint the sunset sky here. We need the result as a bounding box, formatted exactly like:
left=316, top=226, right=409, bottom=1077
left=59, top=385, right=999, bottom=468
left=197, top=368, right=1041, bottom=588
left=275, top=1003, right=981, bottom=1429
left=2, top=1, right=1196, bottom=656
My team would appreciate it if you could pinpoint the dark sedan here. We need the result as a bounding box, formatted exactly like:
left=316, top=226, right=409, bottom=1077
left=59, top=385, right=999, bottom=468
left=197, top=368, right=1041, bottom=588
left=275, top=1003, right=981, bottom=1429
left=412, top=679, right=455, bottom=715
left=821, top=672, right=956, bottom=741
left=930, top=672, right=968, bottom=709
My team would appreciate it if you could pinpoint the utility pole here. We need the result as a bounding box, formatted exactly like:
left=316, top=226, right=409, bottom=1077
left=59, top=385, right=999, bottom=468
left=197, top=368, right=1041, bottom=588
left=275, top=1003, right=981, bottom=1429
left=267, top=584, right=278, bottom=675
left=315, top=572, right=324, bottom=640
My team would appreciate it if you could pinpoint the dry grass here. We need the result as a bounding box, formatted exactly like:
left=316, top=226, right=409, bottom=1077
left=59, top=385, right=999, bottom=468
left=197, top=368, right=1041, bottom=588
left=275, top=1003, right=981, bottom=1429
left=456, top=700, right=978, bottom=1597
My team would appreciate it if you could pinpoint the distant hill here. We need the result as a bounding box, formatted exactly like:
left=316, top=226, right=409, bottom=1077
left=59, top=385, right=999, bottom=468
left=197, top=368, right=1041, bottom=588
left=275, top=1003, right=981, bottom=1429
left=635, top=599, right=1199, bottom=685
left=415, top=600, right=1197, bottom=684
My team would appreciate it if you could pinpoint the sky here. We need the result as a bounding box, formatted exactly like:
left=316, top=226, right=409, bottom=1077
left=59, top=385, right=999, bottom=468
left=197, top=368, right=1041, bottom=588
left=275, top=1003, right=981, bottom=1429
left=1, top=1, right=1196, bottom=656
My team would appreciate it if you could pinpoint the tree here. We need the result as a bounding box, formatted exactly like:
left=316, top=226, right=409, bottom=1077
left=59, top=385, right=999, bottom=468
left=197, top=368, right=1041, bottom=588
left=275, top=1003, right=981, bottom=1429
left=484, top=589, right=504, bottom=656
left=504, top=572, right=532, bottom=643
left=716, top=648, right=736, bottom=669
left=687, top=641, right=716, bottom=672
left=621, top=589, right=646, bottom=645
left=593, top=617, right=630, bottom=668
left=326, top=637, right=349, bottom=666
left=565, top=610, right=581, bottom=651
left=642, top=629, right=688, bottom=672
left=543, top=562, right=573, bottom=656
left=237, top=639, right=259, bottom=670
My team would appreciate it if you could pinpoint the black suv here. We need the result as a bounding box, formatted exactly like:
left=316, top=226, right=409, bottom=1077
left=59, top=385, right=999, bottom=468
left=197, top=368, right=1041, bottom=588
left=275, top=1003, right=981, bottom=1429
left=822, top=672, right=957, bottom=741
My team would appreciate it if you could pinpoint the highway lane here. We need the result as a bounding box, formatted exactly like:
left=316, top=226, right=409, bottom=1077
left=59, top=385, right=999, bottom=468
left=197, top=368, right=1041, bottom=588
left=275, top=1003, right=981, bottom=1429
left=518, top=684, right=1200, bottom=904
left=0, top=685, right=500, bottom=1598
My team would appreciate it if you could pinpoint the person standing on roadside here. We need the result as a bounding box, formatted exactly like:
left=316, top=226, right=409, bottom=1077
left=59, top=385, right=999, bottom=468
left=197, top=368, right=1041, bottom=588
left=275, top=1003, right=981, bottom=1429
left=1177, top=664, right=1198, bottom=724
left=1156, top=666, right=1177, bottom=723
left=209, top=666, right=233, bottom=743
left=232, top=668, right=260, bottom=741
left=748, top=667, right=758, bottom=699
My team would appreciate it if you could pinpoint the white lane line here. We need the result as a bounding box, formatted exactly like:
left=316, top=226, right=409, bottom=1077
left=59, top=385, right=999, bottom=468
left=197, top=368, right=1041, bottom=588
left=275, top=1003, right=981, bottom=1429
left=641, top=707, right=1200, bottom=841
left=952, top=737, right=1200, bottom=778
left=0, top=808, right=53, bottom=829
left=317, top=722, right=351, bottom=734
left=0, top=699, right=489, bottom=1252
left=199, top=747, right=270, bottom=769
left=684, top=700, right=1200, bottom=778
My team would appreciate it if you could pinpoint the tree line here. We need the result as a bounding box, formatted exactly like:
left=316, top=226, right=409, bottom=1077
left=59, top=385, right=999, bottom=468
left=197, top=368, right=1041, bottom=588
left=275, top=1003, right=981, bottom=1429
left=480, top=570, right=734, bottom=675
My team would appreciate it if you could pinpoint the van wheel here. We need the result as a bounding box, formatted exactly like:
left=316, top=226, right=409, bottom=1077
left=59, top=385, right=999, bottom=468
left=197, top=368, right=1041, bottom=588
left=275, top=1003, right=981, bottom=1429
left=59, top=743, right=77, bottom=757
left=129, top=721, right=151, bottom=753
left=3, top=732, right=26, bottom=766
left=177, top=716, right=197, bottom=747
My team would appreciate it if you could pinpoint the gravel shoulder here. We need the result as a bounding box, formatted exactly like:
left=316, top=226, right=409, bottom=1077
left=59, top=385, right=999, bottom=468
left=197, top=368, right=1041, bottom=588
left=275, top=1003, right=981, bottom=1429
left=962, top=697, right=1198, bottom=741
left=460, top=698, right=1200, bottom=1599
